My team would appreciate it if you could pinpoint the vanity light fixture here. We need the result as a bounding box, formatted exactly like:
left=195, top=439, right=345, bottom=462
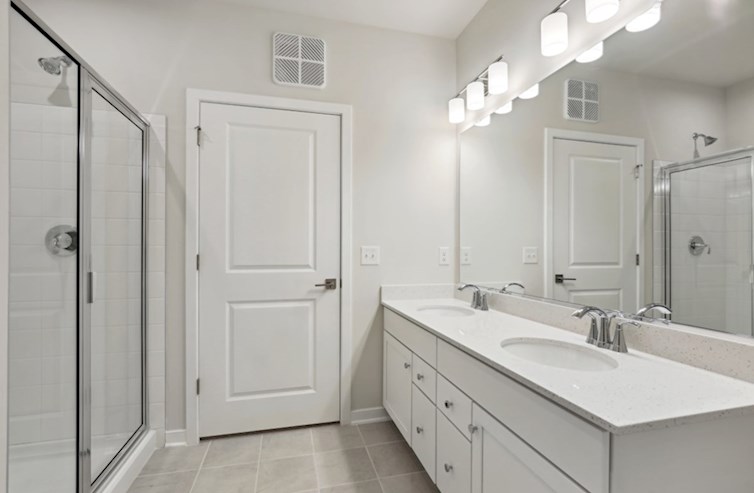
left=494, top=100, right=513, bottom=115
left=541, top=11, right=569, bottom=57
left=488, top=60, right=509, bottom=95
left=626, top=1, right=662, bottom=32
left=466, top=80, right=485, bottom=110
left=585, top=0, right=620, bottom=23
left=520, top=83, right=540, bottom=100
left=448, top=97, right=466, bottom=124
left=475, top=115, right=491, bottom=127
left=576, top=41, right=604, bottom=63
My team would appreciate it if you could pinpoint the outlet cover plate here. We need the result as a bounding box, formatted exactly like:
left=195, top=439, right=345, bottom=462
left=438, top=247, right=450, bottom=266
left=523, top=247, right=539, bottom=264
left=361, top=246, right=380, bottom=265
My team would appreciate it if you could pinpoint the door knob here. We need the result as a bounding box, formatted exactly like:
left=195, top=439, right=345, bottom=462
left=315, top=278, right=337, bottom=290
left=555, top=274, right=577, bottom=284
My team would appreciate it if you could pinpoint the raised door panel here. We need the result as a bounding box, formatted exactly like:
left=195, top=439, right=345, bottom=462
left=437, top=412, right=472, bottom=493
left=383, top=331, right=413, bottom=444
left=412, top=384, right=437, bottom=481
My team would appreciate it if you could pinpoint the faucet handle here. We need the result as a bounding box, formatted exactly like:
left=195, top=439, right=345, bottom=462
left=610, top=321, right=639, bottom=353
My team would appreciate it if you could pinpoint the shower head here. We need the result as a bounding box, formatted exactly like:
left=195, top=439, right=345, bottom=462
left=692, top=132, right=718, bottom=158
left=38, top=55, right=72, bottom=76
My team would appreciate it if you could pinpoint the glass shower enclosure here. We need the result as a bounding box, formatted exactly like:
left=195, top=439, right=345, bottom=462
left=8, top=2, right=149, bottom=492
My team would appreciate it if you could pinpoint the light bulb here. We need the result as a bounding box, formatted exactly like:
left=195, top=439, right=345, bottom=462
left=586, top=0, right=620, bottom=23
left=494, top=101, right=513, bottom=115
left=488, top=61, right=509, bottom=95
left=448, top=98, right=465, bottom=124
left=520, top=84, right=540, bottom=100
left=576, top=41, right=604, bottom=63
left=626, top=1, right=661, bottom=32
left=541, top=11, right=569, bottom=57
left=475, top=115, right=491, bottom=127
left=466, top=81, right=485, bottom=111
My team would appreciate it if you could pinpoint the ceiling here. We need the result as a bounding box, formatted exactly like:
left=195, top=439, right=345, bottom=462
left=216, top=0, right=489, bottom=39
left=596, top=0, right=754, bottom=88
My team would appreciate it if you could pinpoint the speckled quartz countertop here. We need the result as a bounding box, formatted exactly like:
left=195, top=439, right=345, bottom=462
left=382, top=298, right=754, bottom=435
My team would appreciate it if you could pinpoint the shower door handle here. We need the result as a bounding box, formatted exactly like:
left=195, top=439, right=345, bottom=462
left=87, top=271, right=97, bottom=304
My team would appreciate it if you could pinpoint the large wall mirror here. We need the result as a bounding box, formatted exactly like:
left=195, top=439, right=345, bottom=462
left=460, top=0, right=754, bottom=337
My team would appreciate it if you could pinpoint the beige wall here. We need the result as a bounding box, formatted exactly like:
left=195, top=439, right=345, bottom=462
left=24, top=0, right=457, bottom=431
left=1, top=0, right=9, bottom=488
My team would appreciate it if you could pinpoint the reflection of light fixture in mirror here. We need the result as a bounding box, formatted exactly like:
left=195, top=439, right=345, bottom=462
left=692, top=132, right=718, bottom=158
left=576, top=41, right=604, bottom=63
left=585, top=0, right=620, bottom=23
left=448, top=97, right=465, bottom=124
left=626, top=1, right=662, bottom=32
left=488, top=61, right=509, bottom=95
left=541, top=11, right=569, bottom=57
left=475, top=115, right=491, bottom=127
left=466, top=81, right=485, bottom=110
left=494, top=100, right=513, bottom=115
left=520, top=84, right=540, bottom=100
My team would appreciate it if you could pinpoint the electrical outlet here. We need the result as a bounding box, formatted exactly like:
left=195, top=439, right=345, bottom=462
left=461, top=247, right=472, bottom=266
left=438, top=247, right=450, bottom=266
left=523, top=247, right=539, bottom=264
left=361, top=246, right=380, bottom=265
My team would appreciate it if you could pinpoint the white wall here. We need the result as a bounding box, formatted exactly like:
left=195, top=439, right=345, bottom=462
left=24, top=0, right=458, bottom=431
left=1, top=0, right=10, bottom=490
left=726, top=77, right=754, bottom=149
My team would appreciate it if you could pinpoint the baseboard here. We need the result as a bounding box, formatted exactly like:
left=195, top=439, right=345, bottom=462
left=165, top=429, right=188, bottom=447
left=351, top=407, right=390, bottom=425
left=99, top=430, right=156, bottom=493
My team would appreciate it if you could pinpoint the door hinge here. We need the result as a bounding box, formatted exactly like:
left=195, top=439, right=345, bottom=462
left=636, top=254, right=640, bottom=266
left=196, top=254, right=200, bottom=271
left=195, top=125, right=202, bottom=147
left=634, top=163, right=644, bottom=179
left=196, top=378, right=200, bottom=395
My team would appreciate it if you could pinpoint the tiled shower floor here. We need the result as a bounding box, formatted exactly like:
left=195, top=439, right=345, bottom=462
left=129, top=421, right=439, bottom=493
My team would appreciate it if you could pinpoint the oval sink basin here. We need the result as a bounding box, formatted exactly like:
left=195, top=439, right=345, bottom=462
left=500, top=338, right=618, bottom=372
left=416, top=305, right=476, bottom=318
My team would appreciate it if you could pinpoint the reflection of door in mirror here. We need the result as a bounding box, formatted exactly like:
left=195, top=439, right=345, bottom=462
left=548, top=133, right=643, bottom=312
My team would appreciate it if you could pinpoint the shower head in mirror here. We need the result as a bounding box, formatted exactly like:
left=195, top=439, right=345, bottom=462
left=37, top=55, right=72, bottom=75
left=692, top=132, right=718, bottom=158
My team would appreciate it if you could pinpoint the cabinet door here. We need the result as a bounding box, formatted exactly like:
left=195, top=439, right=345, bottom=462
left=383, top=332, right=413, bottom=443
left=471, top=405, right=586, bottom=493
left=437, top=412, right=472, bottom=493
left=412, top=384, right=437, bottom=481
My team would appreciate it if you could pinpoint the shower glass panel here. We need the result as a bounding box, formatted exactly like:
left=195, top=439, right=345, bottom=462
left=668, top=156, right=754, bottom=335
left=8, top=8, right=79, bottom=493
left=89, top=91, right=145, bottom=483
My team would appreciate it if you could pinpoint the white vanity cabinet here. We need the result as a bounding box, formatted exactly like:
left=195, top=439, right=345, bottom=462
left=383, top=331, right=413, bottom=443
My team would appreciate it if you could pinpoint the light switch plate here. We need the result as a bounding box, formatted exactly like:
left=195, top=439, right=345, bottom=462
left=523, top=247, right=539, bottom=264
left=461, top=247, right=472, bottom=266
left=438, top=247, right=450, bottom=266
left=361, top=246, right=380, bottom=265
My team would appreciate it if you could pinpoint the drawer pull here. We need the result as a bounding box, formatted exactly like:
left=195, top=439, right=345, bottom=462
left=416, top=426, right=423, bottom=434
left=444, top=400, right=453, bottom=409
left=416, top=373, right=424, bottom=381
left=444, top=463, right=453, bottom=473
left=404, top=362, right=411, bottom=369
left=468, top=424, right=479, bottom=434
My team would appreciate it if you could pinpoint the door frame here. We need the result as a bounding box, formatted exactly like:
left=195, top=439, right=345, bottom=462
left=544, top=128, right=645, bottom=309
left=185, top=89, right=353, bottom=445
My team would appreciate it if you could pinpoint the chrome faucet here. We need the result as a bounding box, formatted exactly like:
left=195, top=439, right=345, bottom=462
left=458, top=284, right=488, bottom=311
left=610, top=320, right=639, bottom=353
left=633, top=303, right=672, bottom=324
left=500, top=282, right=525, bottom=294
left=571, top=306, right=607, bottom=346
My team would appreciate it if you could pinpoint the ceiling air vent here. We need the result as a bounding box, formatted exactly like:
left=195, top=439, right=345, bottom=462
left=565, top=79, right=599, bottom=123
left=273, top=32, right=326, bottom=89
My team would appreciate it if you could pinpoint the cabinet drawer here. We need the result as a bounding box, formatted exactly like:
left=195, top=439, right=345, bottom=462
left=437, top=374, right=473, bottom=439
left=412, top=354, right=437, bottom=403
left=438, top=341, right=609, bottom=493
left=437, top=412, right=472, bottom=493
left=384, top=308, right=437, bottom=367
left=412, top=385, right=437, bottom=481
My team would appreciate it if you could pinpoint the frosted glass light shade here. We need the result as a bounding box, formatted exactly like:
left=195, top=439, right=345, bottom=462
left=576, top=41, right=604, bottom=63
left=586, top=0, right=620, bottom=23
left=520, top=84, right=540, bottom=100
left=494, top=101, right=513, bottom=115
left=488, top=61, right=509, bottom=95
left=541, top=12, right=569, bottom=57
left=475, top=115, right=491, bottom=127
left=626, top=2, right=661, bottom=32
left=466, top=81, right=485, bottom=110
left=448, top=98, right=465, bottom=124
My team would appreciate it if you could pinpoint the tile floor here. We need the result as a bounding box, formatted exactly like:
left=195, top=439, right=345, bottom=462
left=128, top=421, right=439, bottom=493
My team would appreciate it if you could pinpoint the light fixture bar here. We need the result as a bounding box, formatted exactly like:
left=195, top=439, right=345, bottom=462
left=453, top=54, right=506, bottom=99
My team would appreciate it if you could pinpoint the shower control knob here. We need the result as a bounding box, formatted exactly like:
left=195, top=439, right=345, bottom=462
left=45, top=225, right=78, bottom=257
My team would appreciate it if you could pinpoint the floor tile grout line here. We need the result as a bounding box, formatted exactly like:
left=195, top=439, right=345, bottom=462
left=187, top=441, right=211, bottom=493
left=357, top=424, right=385, bottom=493
left=310, top=429, right=320, bottom=491
left=253, top=434, right=263, bottom=493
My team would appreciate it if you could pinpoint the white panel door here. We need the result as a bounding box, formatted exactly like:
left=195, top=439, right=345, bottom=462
left=198, top=102, right=341, bottom=437
left=553, top=138, right=639, bottom=312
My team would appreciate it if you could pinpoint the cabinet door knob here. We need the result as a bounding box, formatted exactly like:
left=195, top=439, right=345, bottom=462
left=444, top=400, right=453, bottom=409
left=416, top=373, right=424, bottom=381
left=416, top=426, right=423, bottom=434
left=404, top=362, right=411, bottom=369
left=444, top=463, right=453, bottom=473
left=468, top=424, right=479, bottom=434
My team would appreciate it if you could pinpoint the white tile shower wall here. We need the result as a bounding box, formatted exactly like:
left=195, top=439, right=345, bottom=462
left=7, top=102, right=166, bottom=450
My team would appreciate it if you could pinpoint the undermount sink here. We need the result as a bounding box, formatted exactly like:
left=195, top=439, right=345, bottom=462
left=500, top=338, right=618, bottom=372
left=416, top=305, right=476, bottom=317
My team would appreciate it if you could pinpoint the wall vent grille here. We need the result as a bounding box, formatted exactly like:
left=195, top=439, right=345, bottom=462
left=273, top=33, right=326, bottom=89
left=564, top=79, right=599, bottom=123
